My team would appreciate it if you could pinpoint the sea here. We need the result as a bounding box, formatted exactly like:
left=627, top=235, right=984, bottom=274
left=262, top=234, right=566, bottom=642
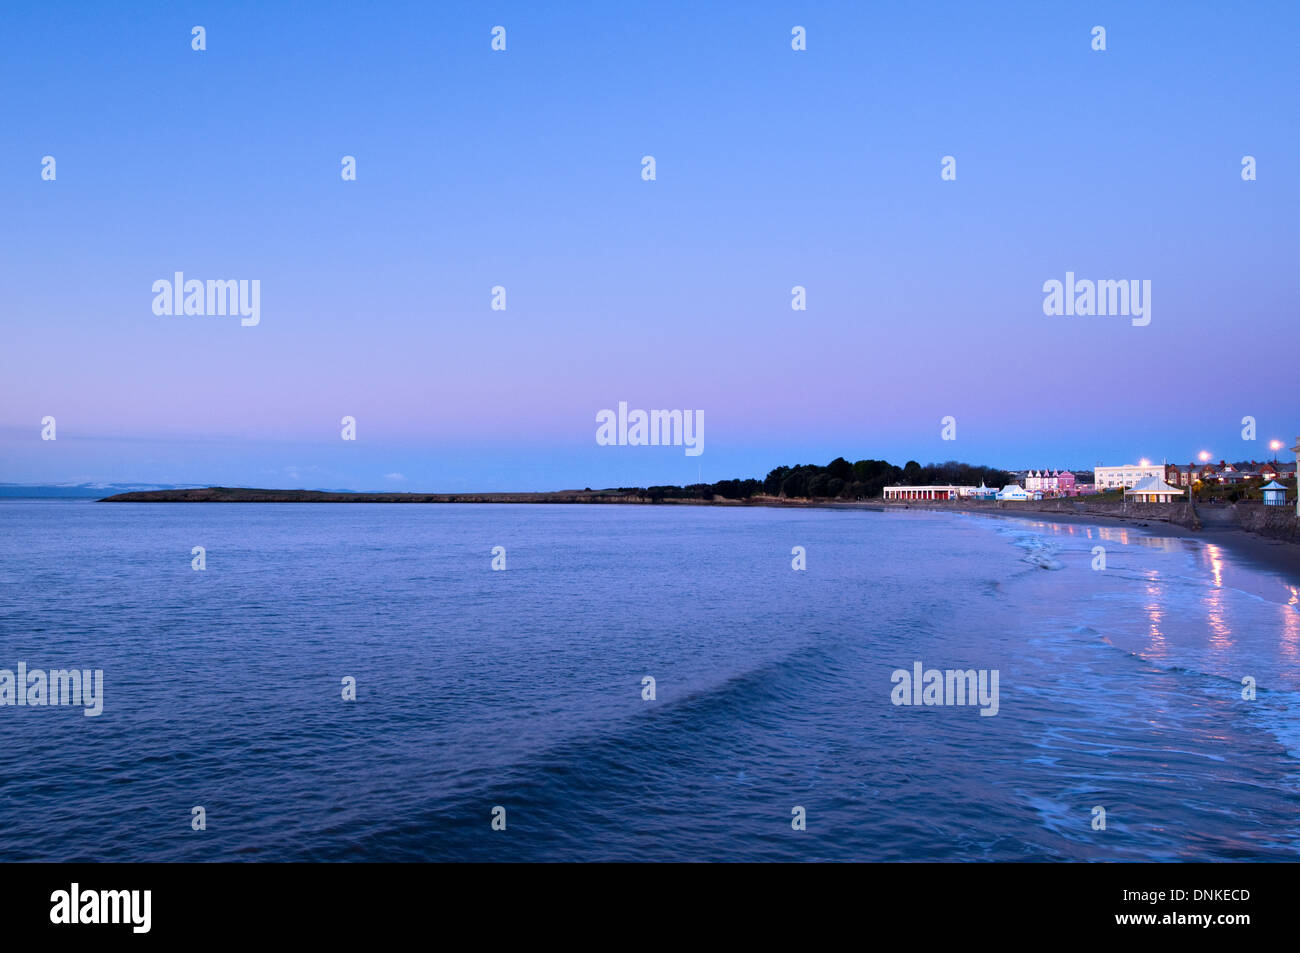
left=1, top=500, right=1298, bottom=861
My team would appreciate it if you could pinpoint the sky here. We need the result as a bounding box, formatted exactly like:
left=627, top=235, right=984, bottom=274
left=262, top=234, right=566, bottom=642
left=2, top=1, right=1297, bottom=491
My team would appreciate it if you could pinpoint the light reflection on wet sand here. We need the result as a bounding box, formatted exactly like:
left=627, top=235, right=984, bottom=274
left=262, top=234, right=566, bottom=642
left=1002, top=517, right=1300, bottom=673
left=1143, top=569, right=1167, bottom=661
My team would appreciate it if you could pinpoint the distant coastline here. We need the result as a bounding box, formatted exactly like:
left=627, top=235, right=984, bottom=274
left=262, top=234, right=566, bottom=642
left=97, top=486, right=857, bottom=506
left=98, top=486, right=723, bottom=504
left=96, top=457, right=1013, bottom=506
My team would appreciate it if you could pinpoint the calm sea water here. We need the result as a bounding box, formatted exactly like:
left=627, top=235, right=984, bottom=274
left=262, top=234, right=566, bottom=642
left=1, top=501, right=1298, bottom=861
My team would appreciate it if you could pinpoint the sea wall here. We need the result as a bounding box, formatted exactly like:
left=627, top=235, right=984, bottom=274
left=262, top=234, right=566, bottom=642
left=879, top=498, right=1203, bottom=530
left=1002, top=499, right=1201, bottom=530
left=1232, top=504, right=1300, bottom=542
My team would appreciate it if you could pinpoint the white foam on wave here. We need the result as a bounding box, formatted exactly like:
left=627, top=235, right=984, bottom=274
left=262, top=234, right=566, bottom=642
left=989, top=515, right=1300, bottom=762
left=1001, top=530, right=1065, bottom=570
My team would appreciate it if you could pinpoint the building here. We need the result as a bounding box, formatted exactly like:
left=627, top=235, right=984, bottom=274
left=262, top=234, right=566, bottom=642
left=971, top=482, right=998, bottom=499
left=1165, top=464, right=1202, bottom=488
left=1124, top=475, right=1185, bottom=503
left=1165, top=460, right=1297, bottom=488
left=883, top=485, right=974, bottom=501
left=1095, top=462, right=1167, bottom=490
left=1262, top=481, right=1289, bottom=506
left=996, top=484, right=1030, bottom=501
left=1022, top=470, right=1077, bottom=497
left=1206, top=461, right=1242, bottom=483
left=1024, top=470, right=1055, bottom=495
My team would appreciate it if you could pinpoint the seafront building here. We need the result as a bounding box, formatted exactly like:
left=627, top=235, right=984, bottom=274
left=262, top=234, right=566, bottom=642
left=1094, top=463, right=1166, bottom=490
left=1165, top=460, right=1295, bottom=487
left=881, top=445, right=1298, bottom=507
left=883, top=485, right=975, bottom=501
left=1123, top=475, right=1185, bottom=503
left=1024, top=470, right=1054, bottom=494
left=1164, top=464, right=1203, bottom=487
left=882, top=483, right=1046, bottom=502
left=1024, top=470, right=1077, bottom=497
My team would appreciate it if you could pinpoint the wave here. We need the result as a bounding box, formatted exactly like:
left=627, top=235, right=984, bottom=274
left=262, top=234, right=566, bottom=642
left=997, top=528, right=1065, bottom=570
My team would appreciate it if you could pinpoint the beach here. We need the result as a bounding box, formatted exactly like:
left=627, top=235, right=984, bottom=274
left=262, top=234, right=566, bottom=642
left=833, top=500, right=1300, bottom=586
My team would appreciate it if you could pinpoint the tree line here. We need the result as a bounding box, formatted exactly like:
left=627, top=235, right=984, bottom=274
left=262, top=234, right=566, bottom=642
left=633, top=458, right=1013, bottom=502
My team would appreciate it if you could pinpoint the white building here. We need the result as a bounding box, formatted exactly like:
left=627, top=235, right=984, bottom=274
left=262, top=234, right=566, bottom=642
left=883, top=485, right=975, bottom=501
left=996, top=484, right=1030, bottom=501
left=1094, top=462, right=1166, bottom=490
left=1024, top=470, right=1057, bottom=493
left=1123, top=475, right=1184, bottom=503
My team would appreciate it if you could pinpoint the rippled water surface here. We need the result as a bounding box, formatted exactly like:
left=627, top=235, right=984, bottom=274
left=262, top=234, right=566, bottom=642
left=1, top=501, right=1298, bottom=861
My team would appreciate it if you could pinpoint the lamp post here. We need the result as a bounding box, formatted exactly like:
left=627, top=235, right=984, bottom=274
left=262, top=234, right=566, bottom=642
left=1197, top=451, right=1212, bottom=502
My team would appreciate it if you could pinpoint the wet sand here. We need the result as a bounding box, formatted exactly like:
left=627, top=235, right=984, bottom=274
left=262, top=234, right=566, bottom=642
left=837, top=501, right=1300, bottom=586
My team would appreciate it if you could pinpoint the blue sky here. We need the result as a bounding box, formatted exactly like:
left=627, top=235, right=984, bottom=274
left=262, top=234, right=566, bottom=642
left=2, top=1, right=1296, bottom=490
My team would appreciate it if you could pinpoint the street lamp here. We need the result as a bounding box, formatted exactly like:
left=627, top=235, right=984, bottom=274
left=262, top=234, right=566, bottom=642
left=1270, top=439, right=1282, bottom=464
left=1195, top=451, right=1212, bottom=504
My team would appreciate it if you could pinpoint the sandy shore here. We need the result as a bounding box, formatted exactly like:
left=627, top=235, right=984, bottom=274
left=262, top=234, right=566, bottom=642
left=836, top=501, right=1300, bottom=586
